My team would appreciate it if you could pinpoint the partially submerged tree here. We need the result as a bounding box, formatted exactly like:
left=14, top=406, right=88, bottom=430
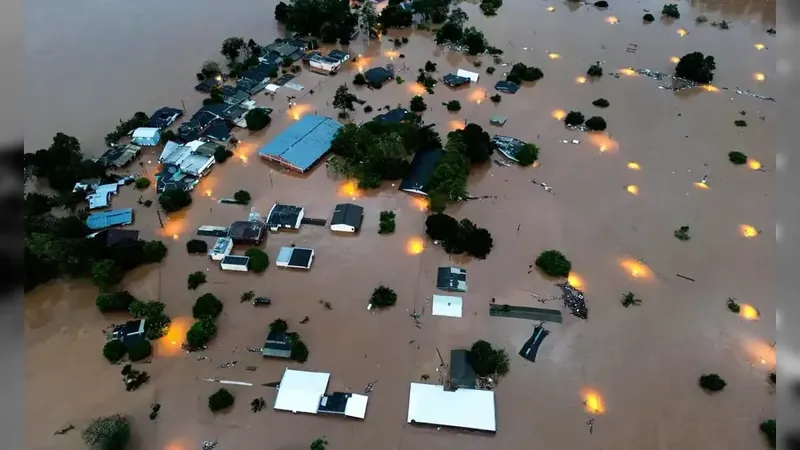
left=592, top=98, right=610, bottom=108
left=81, top=414, right=131, bottom=450
left=674, top=225, right=691, bottom=241
left=214, top=146, right=234, bottom=163
left=129, top=300, right=165, bottom=319
left=187, top=271, right=207, bottom=290
left=92, top=259, right=123, bottom=290
left=445, top=100, right=461, bottom=112
left=734, top=120, right=747, bottom=127
left=380, top=2, right=413, bottom=28
left=234, top=190, right=252, bottom=204
left=158, top=188, right=192, bottom=213
left=269, top=318, right=289, bottom=334
left=424, top=213, right=494, bottom=259
left=185, top=317, right=217, bottom=350
left=586, top=62, right=603, bottom=77
left=479, top=0, right=503, bottom=16
left=643, top=13, right=655, bottom=22
left=516, top=143, right=539, bottom=166
left=186, top=239, right=209, bottom=254
left=134, top=177, right=150, bottom=190
left=698, top=373, right=727, bottom=392
left=245, top=108, right=271, bottom=131
left=585, top=116, right=607, bottom=131
left=675, top=52, right=716, bottom=84
left=535, top=250, right=572, bottom=277
left=728, top=150, right=748, bottom=165
left=370, top=285, right=398, bottom=309
left=333, top=84, right=358, bottom=118
left=127, top=339, right=152, bottom=362
left=360, top=1, right=379, bottom=37
left=448, top=123, right=494, bottom=164
left=379, top=210, right=396, bottom=234
left=424, top=60, right=437, bottom=72
left=661, top=3, right=680, bottom=19
left=221, top=37, right=246, bottom=62
left=310, top=437, right=328, bottom=450
left=410, top=95, right=428, bottom=113
left=193, top=293, right=223, bottom=320
left=621, top=292, right=642, bottom=307
left=353, top=73, right=367, bottom=85
left=209, top=388, right=235, bottom=412
left=760, top=419, right=776, bottom=449
left=96, top=291, right=137, bottom=313
left=468, top=340, right=510, bottom=379
left=490, top=94, right=501, bottom=103
left=726, top=297, right=741, bottom=313
left=245, top=248, right=269, bottom=273
left=103, top=340, right=128, bottom=364
left=506, top=63, right=543, bottom=84
left=564, top=111, right=585, bottom=126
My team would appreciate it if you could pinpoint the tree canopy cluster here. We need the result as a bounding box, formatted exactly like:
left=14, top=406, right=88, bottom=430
left=245, top=248, right=269, bottom=272
left=82, top=414, right=132, bottom=450
left=535, top=249, right=572, bottom=277
left=675, top=52, right=716, bottom=84
left=479, top=0, right=503, bottom=16
left=333, top=84, right=358, bottom=118
left=411, top=0, right=450, bottom=23
left=219, top=37, right=263, bottom=77
left=369, top=285, right=398, bottom=309
left=159, top=188, right=192, bottom=213
left=24, top=133, right=109, bottom=193
left=424, top=124, right=494, bottom=210
left=505, top=63, right=543, bottom=84
left=379, top=210, right=396, bottom=234
left=434, top=9, right=491, bottom=55
left=245, top=108, right=271, bottom=131
left=564, top=111, right=585, bottom=126
left=105, top=112, right=150, bottom=146
left=728, top=150, right=747, bottom=165
left=380, top=0, right=413, bottom=29
left=515, top=143, right=539, bottom=166
left=468, top=340, right=510, bottom=378
left=326, top=119, right=442, bottom=189
left=662, top=3, right=680, bottom=19
left=269, top=318, right=310, bottom=362
left=274, top=0, right=357, bottom=44
left=25, top=187, right=167, bottom=291
left=698, top=373, right=727, bottom=392
left=209, top=388, right=235, bottom=412
left=425, top=213, right=494, bottom=259
left=585, top=116, right=607, bottom=131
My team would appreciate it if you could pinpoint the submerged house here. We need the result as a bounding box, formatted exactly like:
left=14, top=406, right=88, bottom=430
left=219, top=86, right=251, bottom=106
left=492, top=135, right=526, bottom=162
left=436, top=266, right=467, bottom=292
left=327, top=49, right=350, bottom=64
left=131, top=127, right=161, bottom=146
left=372, top=107, right=410, bottom=124
left=209, top=237, right=233, bottom=261
left=257, top=115, right=342, bottom=173
left=407, top=383, right=496, bottom=433
left=97, top=143, right=142, bottom=168
left=266, top=203, right=305, bottom=231
left=148, top=107, right=183, bottom=129
left=363, top=67, right=394, bottom=87
left=273, top=368, right=369, bottom=419
left=399, top=148, right=444, bottom=195
left=494, top=80, right=520, bottom=94
left=442, top=74, right=470, bottom=88
left=195, top=76, right=223, bottom=93
left=330, top=203, right=364, bottom=233
left=220, top=255, right=249, bottom=272
left=276, top=247, right=315, bottom=270
left=109, top=319, right=146, bottom=345
left=91, top=229, right=141, bottom=247
left=86, top=183, right=120, bottom=210
left=159, top=140, right=217, bottom=177
left=261, top=332, right=294, bottom=359
left=86, top=208, right=134, bottom=231
left=155, top=163, right=199, bottom=193
left=307, top=54, right=343, bottom=74
left=228, top=220, right=267, bottom=245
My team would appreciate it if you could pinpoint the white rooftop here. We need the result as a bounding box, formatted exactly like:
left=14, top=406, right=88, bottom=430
left=456, top=69, right=480, bottom=83
left=344, top=393, right=369, bottom=419
left=274, top=369, right=330, bottom=414
left=407, top=383, right=496, bottom=432
left=159, top=140, right=215, bottom=176
left=431, top=295, right=463, bottom=318
left=132, top=127, right=160, bottom=138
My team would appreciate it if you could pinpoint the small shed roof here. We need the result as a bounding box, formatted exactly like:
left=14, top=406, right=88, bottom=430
left=132, top=127, right=160, bottom=139
left=399, top=148, right=444, bottom=195
left=432, top=295, right=463, bottom=318
left=257, top=115, right=342, bottom=172
left=344, top=394, right=369, bottom=419
left=95, top=229, right=140, bottom=247
left=442, top=74, right=470, bottom=87
left=274, top=369, right=330, bottom=414
left=262, top=332, right=293, bottom=358
left=267, top=203, right=304, bottom=229
left=407, top=383, right=496, bottom=432
left=327, top=49, right=350, bottom=62
left=86, top=208, right=134, bottom=230
left=228, top=221, right=266, bottom=242
left=331, top=203, right=364, bottom=229
left=436, top=266, right=467, bottom=292
left=449, top=349, right=477, bottom=389
left=221, top=255, right=250, bottom=266
left=98, top=144, right=141, bottom=168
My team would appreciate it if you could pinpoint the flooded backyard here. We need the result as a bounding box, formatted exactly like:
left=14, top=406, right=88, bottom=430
left=25, top=0, right=776, bottom=449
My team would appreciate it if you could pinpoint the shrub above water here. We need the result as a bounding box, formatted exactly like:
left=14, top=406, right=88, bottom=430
left=643, top=13, right=655, bottom=22
left=535, top=250, right=572, bottom=277
left=728, top=151, right=748, bottom=165
left=698, top=373, right=727, bottom=392
left=209, top=388, right=235, bottom=412
left=564, top=111, right=585, bottom=126
left=585, top=116, right=607, bottom=131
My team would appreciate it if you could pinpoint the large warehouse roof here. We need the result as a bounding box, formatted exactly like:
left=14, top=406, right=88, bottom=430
left=258, top=115, right=342, bottom=172
left=407, top=383, right=496, bottom=432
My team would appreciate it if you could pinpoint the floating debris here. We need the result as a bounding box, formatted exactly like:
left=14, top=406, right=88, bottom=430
left=561, top=139, right=581, bottom=145
left=556, top=282, right=588, bottom=319
left=218, top=360, right=239, bottom=369
left=203, top=441, right=218, bottom=450
left=615, top=67, right=776, bottom=102
left=54, top=425, right=75, bottom=435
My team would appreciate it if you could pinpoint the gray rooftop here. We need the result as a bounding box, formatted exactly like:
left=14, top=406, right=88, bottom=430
left=436, top=267, right=467, bottom=292
left=331, top=203, right=364, bottom=230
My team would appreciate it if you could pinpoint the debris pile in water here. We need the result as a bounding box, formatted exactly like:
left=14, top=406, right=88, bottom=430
left=557, top=282, right=588, bottom=319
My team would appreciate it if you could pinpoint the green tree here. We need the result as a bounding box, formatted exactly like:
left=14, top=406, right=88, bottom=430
left=479, top=0, right=503, bottom=16
left=516, top=143, right=539, bottom=166
left=426, top=150, right=469, bottom=202
left=143, top=241, right=168, bottom=263
left=535, top=250, right=572, bottom=277
left=187, top=271, right=207, bottom=290
left=129, top=300, right=166, bottom=319
left=661, top=3, right=680, bottom=19
left=193, top=293, right=223, bottom=319
left=592, top=98, right=610, bottom=108
left=698, top=373, right=727, bottom=392
left=186, top=317, right=217, bottom=350
left=760, top=419, right=776, bottom=448
left=674, top=225, right=690, bottom=241
left=275, top=1, right=291, bottom=22
left=621, top=292, right=642, bottom=307
left=291, top=338, right=310, bottom=362
left=587, top=62, right=603, bottom=77
left=214, top=146, right=234, bottom=163
left=369, top=285, right=398, bottom=309
left=245, top=108, right=271, bottom=131
left=643, top=13, right=655, bottom=22
left=464, top=225, right=493, bottom=259
left=186, top=239, right=209, bottom=254
left=379, top=210, right=396, bottom=234
left=333, top=84, right=357, bottom=117
left=127, top=339, right=152, bottom=362
left=281, top=0, right=357, bottom=44
left=564, top=111, right=585, bottom=126
left=425, top=213, right=461, bottom=241
left=245, top=248, right=269, bottom=273
left=360, top=1, right=379, bottom=37
left=269, top=318, right=289, bottom=334
left=134, top=177, right=150, bottom=190
left=353, top=73, right=367, bottom=85
left=728, top=151, right=748, bottom=165
left=96, top=291, right=136, bottom=313
left=445, top=100, right=461, bottom=112
left=506, top=63, right=543, bottom=84
left=310, top=437, right=328, bottom=450
left=448, top=124, right=494, bottom=164
left=462, top=27, right=487, bottom=55
left=201, top=60, right=221, bottom=77
left=468, top=340, right=510, bottom=378
left=410, top=96, right=427, bottom=113
left=209, top=388, right=235, bottom=412
left=158, top=188, right=192, bottom=213
left=144, top=313, right=171, bottom=340
left=424, top=60, right=437, bottom=72
left=380, top=3, right=413, bottom=28
left=81, top=414, right=131, bottom=450
left=675, top=52, right=716, bottom=84
left=92, top=259, right=122, bottom=289
left=234, top=190, right=252, bottom=204
left=221, top=37, right=246, bottom=61
left=585, top=116, right=607, bottom=131
left=103, top=340, right=128, bottom=364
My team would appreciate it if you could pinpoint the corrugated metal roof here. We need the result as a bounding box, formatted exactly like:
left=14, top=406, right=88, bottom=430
left=86, top=208, right=134, bottom=230
left=258, top=115, right=342, bottom=172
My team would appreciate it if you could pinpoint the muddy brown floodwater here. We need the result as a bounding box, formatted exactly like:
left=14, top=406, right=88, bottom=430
left=25, top=0, right=776, bottom=449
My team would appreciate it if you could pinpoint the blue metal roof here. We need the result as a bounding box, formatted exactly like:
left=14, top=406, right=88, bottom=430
left=257, top=115, right=342, bottom=172
left=86, top=208, right=134, bottom=230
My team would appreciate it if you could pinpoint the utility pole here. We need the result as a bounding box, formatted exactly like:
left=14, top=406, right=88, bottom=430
left=156, top=210, right=164, bottom=228
left=181, top=99, right=187, bottom=113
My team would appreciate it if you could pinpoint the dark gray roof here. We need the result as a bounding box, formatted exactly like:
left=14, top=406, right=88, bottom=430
left=318, top=392, right=349, bottom=414
left=262, top=332, right=293, bottom=358
left=202, top=120, right=232, bottom=142
left=228, top=221, right=266, bottom=243
left=399, top=148, right=444, bottom=194
left=155, top=163, right=197, bottom=192
left=97, top=144, right=141, bottom=168
left=288, top=248, right=313, bottom=267
left=449, top=349, right=477, bottom=389
left=148, top=107, right=183, bottom=128
left=494, top=80, right=520, bottom=94
left=195, top=77, right=222, bottom=93
left=222, top=255, right=250, bottom=265
left=364, top=67, right=393, bottom=85
left=443, top=74, right=470, bottom=87
left=267, top=204, right=303, bottom=228
left=331, top=203, right=364, bottom=230
left=327, top=49, right=349, bottom=62
left=436, top=266, right=467, bottom=292
left=99, top=229, right=141, bottom=247
left=372, top=108, right=409, bottom=124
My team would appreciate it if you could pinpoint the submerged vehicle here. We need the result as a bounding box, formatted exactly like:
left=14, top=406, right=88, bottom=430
left=252, top=297, right=271, bottom=306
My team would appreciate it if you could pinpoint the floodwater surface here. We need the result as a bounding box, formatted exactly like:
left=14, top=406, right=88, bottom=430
left=25, top=0, right=776, bottom=449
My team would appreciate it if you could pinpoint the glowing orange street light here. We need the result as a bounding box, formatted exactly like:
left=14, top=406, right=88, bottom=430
left=627, top=161, right=640, bottom=170
left=575, top=76, right=587, bottom=84
left=625, top=185, right=639, bottom=195
left=567, top=273, right=585, bottom=290
left=551, top=109, right=567, bottom=120
left=754, top=43, right=766, bottom=51
left=670, top=56, right=680, bottom=63
left=546, top=6, right=555, bottom=12
left=754, top=73, right=766, bottom=82
left=739, top=304, right=760, bottom=321
left=605, top=16, right=619, bottom=24
left=748, top=159, right=763, bottom=170
left=619, top=258, right=654, bottom=280
left=411, top=196, right=429, bottom=211
left=739, top=225, right=759, bottom=238
left=581, top=389, right=606, bottom=414
left=548, top=52, right=561, bottom=59
left=406, top=237, right=425, bottom=255
left=677, top=28, right=688, bottom=36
